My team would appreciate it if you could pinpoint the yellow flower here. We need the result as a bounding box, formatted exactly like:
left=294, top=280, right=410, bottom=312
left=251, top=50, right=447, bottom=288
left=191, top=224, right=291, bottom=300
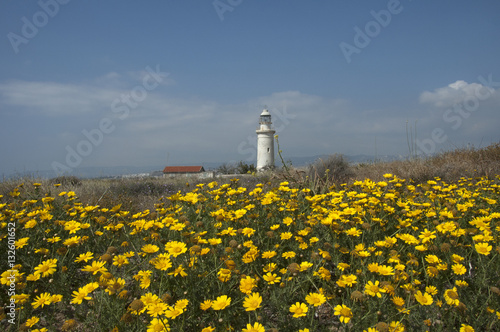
left=243, top=292, right=262, bottom=311
left=305, top=292, right=326, bottom=307
left=334, top=304, right=353, bottom=323
left=425, top=285, right=438, bottom=295
left=475, top=242, right=492, bottom=255
left=242, top=227, right=255, bottom=237
left=141, top=244, right=160, bottom=254
left=32, top=292, right=53, bottom=309
left=211, top=295, right=231, bottom=310
left=165, top=241, right=187, bottom=257
left=451, top=263, right=467, bottom=275
left=376, top=265, right=395, bottom=276
left=389, top=321, right=405, bottom=332
left=168, top=264, right=187, bottom=277
left=46, top=236, right=61, bottom=243
left=345, top=227, right=362, bottom=237
left=217, top=268, right=231, bottom=282
left=24, top=219, right=37, bottom=229
left=242, top=322, right=265, bottom=332
left=15, top=237, right=30, bottom=249
left=414, top=291, right=433, bottom=306
left=25, top=316, right=40, bottom=327
left=174, top=299, right=189, bottom=310
left=165, top=306, right=184, bottom=319
left=242, top=248, right=259, bottom=263
left=200, top=300, right=213, bottom=311
left=147, top=318, right=170, bottom=332
left=419, top=228, right=436, bottom=243
left=74, top=252, right=94, bottom=263
left=240, top=276, right=257, bottom=294
left=105, top=278, right=126, bottom=295
left=314, top=267, right=331, bottom=281
left=71, top=288, right=91, bottom=305
left=299, top=261, right=313, bottom=271
left=289, top=302, right=308, bottom=318
left=63, top=236, right=82, bottom=247
left=263, top=272, right=281, bottom=285
left=336, top=274, right=357, bottom=288
left=460, top=324, right=475, bottom=332
left=392, top=296, right=405, bottom=307
left=150, top=254, right=172, bottom=271
left=81, top=261, right=107, bottom=275
left=425, top=255, right=441, bottom=264
left=444, top=287, right=460, bottom=306
left=84, top=282, right=99, bottom=293
left=113, top=255, right=130, bottom=267
left=262, top=258, right=277, bottom=269
left=34, top=258, right=57, bottom=277
left=201, top=327, right=215, bottom=332
left=262, top=251, right=277, bottom=259
left=364, top=280, right=386, bottom=298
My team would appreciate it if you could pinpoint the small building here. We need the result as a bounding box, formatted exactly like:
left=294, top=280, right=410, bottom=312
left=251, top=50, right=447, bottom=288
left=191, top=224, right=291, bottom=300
left=256, top=109, right=276, bottom=171
left=162, top=166, right=214, bottom=179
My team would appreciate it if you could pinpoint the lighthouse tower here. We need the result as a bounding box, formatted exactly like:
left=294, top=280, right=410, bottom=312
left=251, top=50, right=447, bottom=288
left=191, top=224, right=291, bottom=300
left=256, top=109, right=276, bottom=171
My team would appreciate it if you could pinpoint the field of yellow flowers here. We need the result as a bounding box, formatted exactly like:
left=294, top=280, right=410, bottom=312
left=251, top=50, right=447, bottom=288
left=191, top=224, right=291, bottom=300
left=1, top=174, right=499, bottom=331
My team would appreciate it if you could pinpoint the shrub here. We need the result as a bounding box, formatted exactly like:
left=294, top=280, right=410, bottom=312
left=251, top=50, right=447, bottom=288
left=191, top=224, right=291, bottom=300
left=49, top=175, right=82, bottom=186
left=307, top=154, right=354, bottom=188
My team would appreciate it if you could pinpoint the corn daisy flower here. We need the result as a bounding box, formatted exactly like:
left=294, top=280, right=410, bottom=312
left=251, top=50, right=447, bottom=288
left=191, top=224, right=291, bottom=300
left=31, top=292, right=53, bottom=309
left=239, top=276, right=257, bottom=294
left=263, top=272, right=281, bottom=285
left=34, top=258, right=57, bottom=277
left=147, top=318, right=170, bottom=332
left=81, top=261, right=107, bottom=275
left=364, top=280, right=386, bottom=298
left=475, top=242, right=492, bottom=255
left=243, top=292, right=262, bottom=311
left=444, top=287, right=460, bottom=306
left=334, top=304, right=353, bottom=323
left=414, top=291, right=433, bottom=306
left=242, top=322, right=265, bottom=332
left=200, top=300, right=213, bottom=311
left=305, top=292, right=326, bottom=307
left=460, top=324, right=475, bottom=332
left=74, top=252, right=94, bottom=263
left=211, top=295, right=231, bottom=310
left=25, top=316, right=39, bottom=327
left=165, top=241, right=187, bottom=257
left=289, top=302, right=308, bottom=318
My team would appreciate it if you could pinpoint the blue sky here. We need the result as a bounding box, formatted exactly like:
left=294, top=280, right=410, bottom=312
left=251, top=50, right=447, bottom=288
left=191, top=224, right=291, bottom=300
left=1, top=0, right=499, bottom=177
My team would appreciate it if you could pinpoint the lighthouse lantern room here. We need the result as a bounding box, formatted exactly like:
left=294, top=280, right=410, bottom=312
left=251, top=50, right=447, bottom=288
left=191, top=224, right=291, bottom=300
left=256, top=109, right=276, bottom=171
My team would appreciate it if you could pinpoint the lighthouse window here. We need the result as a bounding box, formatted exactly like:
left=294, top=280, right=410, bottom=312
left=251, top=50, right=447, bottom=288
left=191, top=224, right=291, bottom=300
left=267, top=148, right=270, bottom=153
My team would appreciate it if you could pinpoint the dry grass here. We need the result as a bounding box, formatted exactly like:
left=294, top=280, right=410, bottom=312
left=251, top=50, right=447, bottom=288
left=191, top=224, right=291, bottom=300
left=0, top=174, right=269, bottom=213
left=351, top=142, right=500, bottom=183
left=272, top=142, right=500, bottom=193
left=2, top=142, right=499, bottom=208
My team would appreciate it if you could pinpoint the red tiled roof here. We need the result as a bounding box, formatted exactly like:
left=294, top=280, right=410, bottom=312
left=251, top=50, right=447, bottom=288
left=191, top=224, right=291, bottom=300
left=163, top=166, right=205, bottom=173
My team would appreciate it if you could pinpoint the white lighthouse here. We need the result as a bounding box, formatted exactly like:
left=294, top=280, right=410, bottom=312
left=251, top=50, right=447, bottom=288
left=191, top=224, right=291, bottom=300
left=256, top=109, right=276, bottom=171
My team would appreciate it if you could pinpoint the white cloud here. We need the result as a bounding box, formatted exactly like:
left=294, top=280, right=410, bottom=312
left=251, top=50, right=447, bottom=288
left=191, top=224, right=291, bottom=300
left=0, top=69, right=175, bottom=117
left=0, top=80, right=117, bottom=116
left=419, top=80, right=495, bottom=108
